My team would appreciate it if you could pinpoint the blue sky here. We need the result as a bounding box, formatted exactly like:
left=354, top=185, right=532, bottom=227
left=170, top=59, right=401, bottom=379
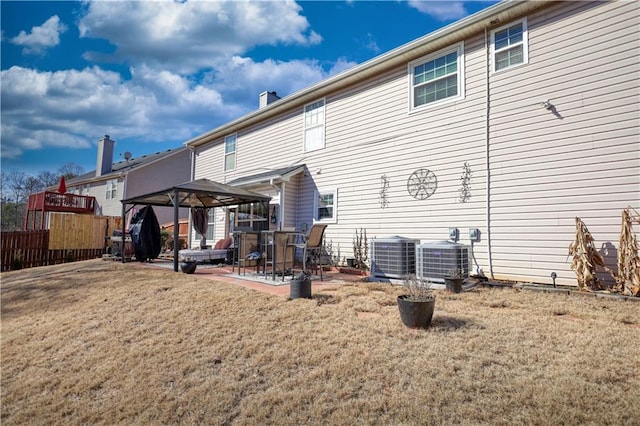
left=1, top=0, right=497, bottom=176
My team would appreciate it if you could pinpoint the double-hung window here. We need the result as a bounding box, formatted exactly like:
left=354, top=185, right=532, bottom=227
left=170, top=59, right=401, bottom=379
left=491, top=18, right=528, bottom=72
left=224, top=134, right=236, bottom=172
left=314, top=189, right=337, bottom=223
left=234, top=202, right=268, bottom=228
left=206, top=209, right=215, bottom=240
left=105, top=179, right=117, bottom=199
left=304, top=99, right=325, bottom=152
left=409, top=43, right=464, bottom=110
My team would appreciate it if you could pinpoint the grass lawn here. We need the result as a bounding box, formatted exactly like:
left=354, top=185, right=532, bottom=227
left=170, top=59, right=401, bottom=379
left=2, top=259, right=639, bottom=425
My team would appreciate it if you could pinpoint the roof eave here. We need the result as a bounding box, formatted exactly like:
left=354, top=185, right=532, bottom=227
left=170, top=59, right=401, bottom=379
left=184, top=0, right=551, bottom=150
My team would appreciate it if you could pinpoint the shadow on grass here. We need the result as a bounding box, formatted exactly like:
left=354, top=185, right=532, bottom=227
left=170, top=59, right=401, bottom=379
left=430, top=315, right=471, bottom=331
left=314, top=294, right=341, bottom=306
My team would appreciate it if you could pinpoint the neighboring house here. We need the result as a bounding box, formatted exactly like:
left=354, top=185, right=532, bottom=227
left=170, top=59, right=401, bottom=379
left=184, top=0, right=639, bottom=286
left=66, top=135, right=191, bottom=226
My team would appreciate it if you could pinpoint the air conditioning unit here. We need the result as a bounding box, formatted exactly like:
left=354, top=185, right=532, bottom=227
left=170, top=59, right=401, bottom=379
left=416, top=241, right=470, bottom=283
left=370, top=237, right=419, bottom=279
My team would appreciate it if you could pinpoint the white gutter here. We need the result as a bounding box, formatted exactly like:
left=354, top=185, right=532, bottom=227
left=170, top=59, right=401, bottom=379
left=184, top=0, right=552, bottom=150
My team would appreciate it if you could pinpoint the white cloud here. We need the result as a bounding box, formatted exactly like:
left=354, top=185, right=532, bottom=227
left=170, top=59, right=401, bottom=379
left=361, top=33, right=381, bottom=54
left=0, top=53, right=347, bottom=159
left=10, top=15, right=67, bottom=55
left=78, top=0, right=322, bottom=74
left=407, top=1, right=467, bottom=21
left=1, top=1, right=356, bottom=163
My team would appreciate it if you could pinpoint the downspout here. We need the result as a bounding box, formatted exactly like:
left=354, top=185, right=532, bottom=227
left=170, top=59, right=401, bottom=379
left=484, top=27, right=494, bottom=279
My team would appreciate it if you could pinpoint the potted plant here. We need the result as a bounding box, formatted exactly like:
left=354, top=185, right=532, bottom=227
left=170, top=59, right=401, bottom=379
left=397, top=274, right=436, bottom=329
left=444, top=268, right=465, bottom=293
left=180, top=255, right=197, bottom=274
left=290, top=271, right=312, bottom=299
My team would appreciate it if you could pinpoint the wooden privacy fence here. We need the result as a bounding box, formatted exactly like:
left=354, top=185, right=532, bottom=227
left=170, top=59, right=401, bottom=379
left=1, top=214, right=122, bottom=271
left=48, top=213, right=122, bottom=250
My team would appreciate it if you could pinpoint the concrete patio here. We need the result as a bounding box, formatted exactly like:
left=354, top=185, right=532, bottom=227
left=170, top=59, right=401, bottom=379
left=135, top=259, right=369, bottom=297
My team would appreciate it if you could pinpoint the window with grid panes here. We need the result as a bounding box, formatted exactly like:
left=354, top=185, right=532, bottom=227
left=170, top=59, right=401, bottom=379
left=314, top=189, right=337, bottom=223
left=492, top=18, right=528, bottom=72
left=105, top=179, right=117, bottom=199
left=304, top=99, right=325, bottom=152
left=410, top=43, right=464, bottom=110
left=224, top=134, right=236, bottom=171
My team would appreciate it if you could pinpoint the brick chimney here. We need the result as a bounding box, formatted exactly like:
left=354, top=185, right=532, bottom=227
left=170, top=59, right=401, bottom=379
left=96, top=135, right=115, bottom=177
left=259, top=91, right=280, bottom=109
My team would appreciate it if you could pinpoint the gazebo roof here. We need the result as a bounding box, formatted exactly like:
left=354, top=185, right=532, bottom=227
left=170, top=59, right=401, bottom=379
left=120, top=178, right=271, bottom=272
left=121, top=178, right=271, bottom=208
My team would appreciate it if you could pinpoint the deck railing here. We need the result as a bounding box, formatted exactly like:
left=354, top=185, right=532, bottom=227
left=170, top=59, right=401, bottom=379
left=27, top=191, right=96, bottom=214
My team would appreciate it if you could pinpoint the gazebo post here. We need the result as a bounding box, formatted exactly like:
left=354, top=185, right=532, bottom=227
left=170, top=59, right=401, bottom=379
left=173, top=188, right=179, bottom=272
left=121, top=202, right=126, bottom=264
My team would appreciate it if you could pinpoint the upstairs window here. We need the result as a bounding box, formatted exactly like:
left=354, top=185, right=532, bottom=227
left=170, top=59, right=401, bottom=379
left=409, top=43, right=464, bottom=110
left=304, top=99, right=325, bottom=152
left=224, top=134, right=237, bottom=171
left=314, top=189, right=337, bottom=223
left=105, top=179, right=117, bottom=200
left=492, top=18, right=528, bottom=72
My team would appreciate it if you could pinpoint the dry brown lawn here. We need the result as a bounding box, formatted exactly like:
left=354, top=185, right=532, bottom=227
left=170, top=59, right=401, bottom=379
left=2, top=259, right=639, bottom=425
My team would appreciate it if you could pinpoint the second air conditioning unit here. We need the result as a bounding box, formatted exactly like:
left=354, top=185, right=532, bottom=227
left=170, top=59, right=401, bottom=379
left=416, top=241, right=470, bottom=283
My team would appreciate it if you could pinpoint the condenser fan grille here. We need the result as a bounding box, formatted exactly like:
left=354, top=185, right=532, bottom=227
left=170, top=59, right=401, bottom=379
left=417, top=242, right=470, bottom=283
left=370, top=238, right=419, bottom=279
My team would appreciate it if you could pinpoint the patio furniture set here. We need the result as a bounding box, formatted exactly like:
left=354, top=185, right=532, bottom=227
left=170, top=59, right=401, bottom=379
left=180, top=224, right=328, bottom=281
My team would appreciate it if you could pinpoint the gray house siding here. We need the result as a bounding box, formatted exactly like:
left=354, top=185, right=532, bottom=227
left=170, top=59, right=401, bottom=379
left=82, top=177, right=124, bottom=217
left=192, top=0, right=639, bottom=286
left=126, top=149, right=191, bottom=225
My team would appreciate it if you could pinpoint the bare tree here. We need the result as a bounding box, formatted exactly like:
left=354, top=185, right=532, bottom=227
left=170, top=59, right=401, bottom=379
left=1, top=171, right=28, bottom=230
left=58, top=162, right=85, bottom=180
left=23, top=176, right=44, bottom=195
left=4, top=170, right=28, bottom=203
left=37, top=170, right=59, bottom=188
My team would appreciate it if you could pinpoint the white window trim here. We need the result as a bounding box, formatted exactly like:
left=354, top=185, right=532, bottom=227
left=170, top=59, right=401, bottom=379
left=223, top=133, right=237, bottom=172
left=206, top=209, right=215, bottom=241
left=105, top=179, right=117, bottom=200
left=303, top=98, right=326, bottom=152
left=408, top=42, right=465, bottom=113
left=490, top=18, right=528, bottom=74
left=313, top=188, right=338, bottom=224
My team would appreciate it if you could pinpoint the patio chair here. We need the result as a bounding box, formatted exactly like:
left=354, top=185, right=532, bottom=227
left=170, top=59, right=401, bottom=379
left=263, top=231, right=294, bottom=281
left=288, top=223, right=328, bottom=281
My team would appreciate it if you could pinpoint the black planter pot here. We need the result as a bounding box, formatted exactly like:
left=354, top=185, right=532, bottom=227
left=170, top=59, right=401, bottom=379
left=290, top=274, right=312, bottom=299
left=397, top=295, right=435, bottom=329
left=180, top=261, right=197, bottom=274
left=444, top=277, right=464, bottom=293
left=346, top=258, right=356, bottom=268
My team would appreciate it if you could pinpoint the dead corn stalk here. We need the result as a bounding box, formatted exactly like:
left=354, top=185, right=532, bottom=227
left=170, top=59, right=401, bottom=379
left=616, top=207, right=640, bottom=296
left=568, top=217, right=607, bottom=291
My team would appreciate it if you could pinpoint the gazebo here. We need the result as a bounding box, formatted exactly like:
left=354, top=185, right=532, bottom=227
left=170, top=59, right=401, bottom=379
left=121, top=178, right=271, bottom=272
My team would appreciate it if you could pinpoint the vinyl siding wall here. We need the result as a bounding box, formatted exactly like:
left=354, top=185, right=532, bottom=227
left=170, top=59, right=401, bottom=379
left=82, top=178, right=123, bottom=217
left=126, top=150, right=191, bottom=226
left=194, top=0, right=639, bottom=286
left=488, top=0, right=639, bottom=285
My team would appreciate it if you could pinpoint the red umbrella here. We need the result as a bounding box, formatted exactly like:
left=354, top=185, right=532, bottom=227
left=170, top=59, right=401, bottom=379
left=57, top=176, right=66, bottom=194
